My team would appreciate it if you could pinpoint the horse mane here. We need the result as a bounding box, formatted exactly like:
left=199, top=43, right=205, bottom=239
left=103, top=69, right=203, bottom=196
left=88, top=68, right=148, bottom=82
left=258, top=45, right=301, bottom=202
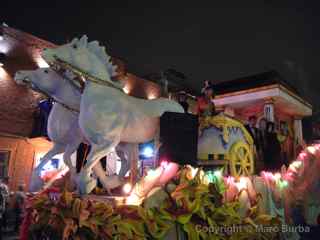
left=73, top=35, right=118, bottom=78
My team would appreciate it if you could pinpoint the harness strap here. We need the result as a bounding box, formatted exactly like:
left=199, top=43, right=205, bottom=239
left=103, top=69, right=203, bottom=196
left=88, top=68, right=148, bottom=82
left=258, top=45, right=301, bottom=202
left=54, top=101, right=79, bottom=113
left=54, top=57, right=124, bottom=92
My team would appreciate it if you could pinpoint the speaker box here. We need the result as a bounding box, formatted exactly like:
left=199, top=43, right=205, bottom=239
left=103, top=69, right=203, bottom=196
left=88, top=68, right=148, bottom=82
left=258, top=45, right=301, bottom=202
left=159, top=112, right=198, bottom=166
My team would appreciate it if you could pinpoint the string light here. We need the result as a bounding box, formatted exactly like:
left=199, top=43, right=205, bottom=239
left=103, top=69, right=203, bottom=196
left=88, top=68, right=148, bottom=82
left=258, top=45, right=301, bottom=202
left=307, top=146, right=317, bottom=155
left=213, top=170, right=223, bottom=179
left=190, top=166, right=199, bottom=179
left=289, top=161, right=302, bottom=171
left=235, top=177, right=247, bottom=191
left=279, top=180, right=289, bottom=189
left=123, top=183, right=132, bottom=194
left=274, top=173, right=281, bottom=181
left=160, top=160, right=169, bottom=169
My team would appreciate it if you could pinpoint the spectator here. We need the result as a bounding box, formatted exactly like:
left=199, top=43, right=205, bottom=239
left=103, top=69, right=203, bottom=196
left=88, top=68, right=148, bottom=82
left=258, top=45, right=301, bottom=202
left=13, top=185, right=26, bottom=232
left=0, top=177, right=9, bottom=232
left=264, top=121, right=282, bottom=171
left=197, top=85, right=216, bottom=117
left=0, top=186, right=5, bottom=239
left=178, top=91, right=189, bottom=113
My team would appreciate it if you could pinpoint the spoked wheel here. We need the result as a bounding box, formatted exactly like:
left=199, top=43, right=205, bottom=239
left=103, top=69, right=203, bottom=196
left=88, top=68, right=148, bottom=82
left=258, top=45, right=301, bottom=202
left=229, top=141, right=254, bottom=177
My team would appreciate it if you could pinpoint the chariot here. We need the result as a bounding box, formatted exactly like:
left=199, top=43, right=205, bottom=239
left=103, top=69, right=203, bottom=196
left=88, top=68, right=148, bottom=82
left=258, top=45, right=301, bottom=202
left=197, top=113, right=255, bottom=177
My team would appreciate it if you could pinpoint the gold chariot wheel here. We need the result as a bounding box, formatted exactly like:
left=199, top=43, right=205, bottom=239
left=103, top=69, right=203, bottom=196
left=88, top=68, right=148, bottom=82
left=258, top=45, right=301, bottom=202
left=229, top=141, right=254, bottom=177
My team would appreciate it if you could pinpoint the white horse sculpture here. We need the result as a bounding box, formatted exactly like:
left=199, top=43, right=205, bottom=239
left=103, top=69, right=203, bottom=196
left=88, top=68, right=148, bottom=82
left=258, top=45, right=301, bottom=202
left=14, top=68, right=131, bottom=192
left=42, top=35, right=184, bottom=194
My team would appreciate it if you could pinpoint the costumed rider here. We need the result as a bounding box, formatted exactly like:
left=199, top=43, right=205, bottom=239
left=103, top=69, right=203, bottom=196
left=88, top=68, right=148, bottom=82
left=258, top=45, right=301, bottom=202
left=197, top=81, right=216, bottom=117
left=197, top=81, right=216, bottom=134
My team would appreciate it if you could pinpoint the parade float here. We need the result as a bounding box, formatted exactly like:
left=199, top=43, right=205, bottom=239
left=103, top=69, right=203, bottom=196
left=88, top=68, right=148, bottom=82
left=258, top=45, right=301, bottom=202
left=13, top=36, right=320, bottom=239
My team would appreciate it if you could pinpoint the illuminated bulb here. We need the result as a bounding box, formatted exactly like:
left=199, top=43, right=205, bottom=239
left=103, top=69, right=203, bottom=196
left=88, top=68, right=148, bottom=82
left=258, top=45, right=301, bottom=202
left=213, top=170, right=222, bottom=179
left=36, top=58, right=49, bottom=68
left=123, top=85, right=130, bottom=94
left=123, top=183, right=132, bottom=194
left=160, top=160, right=169, bottom=169
left=190, top=166, right=199, bottom=179
left=307, top=146, right=317, bottom=155
left=226, top=176, right=235, bottom=185
left=0, top=35, right=3, bottom=41
left=261, top=171, right=274, bottom=180
left=279, top=180, right=289, bottom=189
left=147, top=93, right=157, bottom=100
left=125, top=193, right=141, bottom=205
left=235, top=177, right=247, bottom=191
left=274, top=173, right=281, bottom=181
left=298, top=152, right=307, bottom=160
left=145, top=168, right=163, bottom=180
left=142, top=146, right=154, bottom=158
left=285, top=172, right=293, bottom=179
left=289, top=161, right=302, bottom=171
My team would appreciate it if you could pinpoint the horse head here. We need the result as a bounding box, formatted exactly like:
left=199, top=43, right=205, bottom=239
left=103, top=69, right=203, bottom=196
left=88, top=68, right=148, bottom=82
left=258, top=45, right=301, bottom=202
left=14, top=67, right=81, bottom=110
left=41, top=36, right=122, bottom=89
left=15, top=68, right=63, bottom=96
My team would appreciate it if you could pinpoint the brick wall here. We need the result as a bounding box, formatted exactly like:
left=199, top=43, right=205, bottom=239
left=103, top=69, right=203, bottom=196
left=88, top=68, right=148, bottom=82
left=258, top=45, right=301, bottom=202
left=0, top=59, right=44, bottom=137
left=0, top=134, right=35, bottom=191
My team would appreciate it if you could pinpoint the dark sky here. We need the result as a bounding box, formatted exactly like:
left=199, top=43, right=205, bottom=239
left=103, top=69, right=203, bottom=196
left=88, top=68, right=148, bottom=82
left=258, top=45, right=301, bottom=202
left=2, top=0, right=320, bottom=109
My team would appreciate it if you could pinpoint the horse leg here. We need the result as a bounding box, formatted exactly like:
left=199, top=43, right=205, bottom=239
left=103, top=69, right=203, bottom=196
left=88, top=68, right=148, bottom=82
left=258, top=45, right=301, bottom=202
left=30, top=143, right=65, bottom=192
left=79, top=138, right=120, bottom=195
left=63, top=137, right=84, bottom=171
left=92, top=162, right=123, bottom=194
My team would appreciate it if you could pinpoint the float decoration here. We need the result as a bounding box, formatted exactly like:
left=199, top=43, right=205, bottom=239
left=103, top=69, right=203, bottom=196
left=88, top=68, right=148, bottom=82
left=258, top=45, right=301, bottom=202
left=199, top=115, right=253, bottom=146
left=24, top=166, right=281, bottom=240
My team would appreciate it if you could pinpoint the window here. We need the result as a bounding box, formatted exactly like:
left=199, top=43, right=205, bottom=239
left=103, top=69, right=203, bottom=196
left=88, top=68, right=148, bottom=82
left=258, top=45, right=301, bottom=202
left=0, top=151, right=10, bottom=179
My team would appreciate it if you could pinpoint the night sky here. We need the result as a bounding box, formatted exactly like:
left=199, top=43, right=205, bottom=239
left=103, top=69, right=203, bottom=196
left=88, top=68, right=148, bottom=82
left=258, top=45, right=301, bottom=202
left=2, top=1, right=320, bottom=110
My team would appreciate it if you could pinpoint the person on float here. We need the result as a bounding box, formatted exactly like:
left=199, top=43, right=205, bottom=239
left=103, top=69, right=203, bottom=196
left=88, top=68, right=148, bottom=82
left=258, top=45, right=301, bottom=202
left=177, top=91, right=189, bottom=113
left=196, top=85, right=216, bottom=117
left=258, top=118, right=267, bottom=170
left=264, top=121, right=282, bottom=171
left=200, top=80, right=213, bottom=95
left=245, top=115, right=264, bottom=172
